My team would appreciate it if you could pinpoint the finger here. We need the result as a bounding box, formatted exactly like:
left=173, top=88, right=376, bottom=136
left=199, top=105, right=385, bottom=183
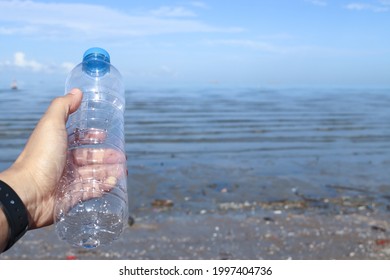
left=72, top=128, right=107, bottom=145
left=76, top=163, right=126, bottom=184
left=45, top=88, right=83, bottom=123
left=73, top=148, right=126, bottom=166
left=67, top=88, right=83, bottom=115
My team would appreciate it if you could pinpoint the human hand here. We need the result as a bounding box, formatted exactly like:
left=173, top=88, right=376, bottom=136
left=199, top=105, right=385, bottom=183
left=55, top=145, right=126, bottom=214
left=0, top=88, right=83, bottom=229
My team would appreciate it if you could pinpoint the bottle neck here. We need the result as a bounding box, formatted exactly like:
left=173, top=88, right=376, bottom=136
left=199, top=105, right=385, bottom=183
left=82, top=55, right=110, bottom=77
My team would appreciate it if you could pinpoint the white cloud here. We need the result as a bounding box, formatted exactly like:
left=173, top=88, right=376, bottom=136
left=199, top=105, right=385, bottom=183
left=13, top=52, right=45, bottom=72
left=204, top=39, right=290, bottom=53
left=0, top=26, right=38, bottom=35
left=306, top=0, right=328, bottom=6
left=202, top=39, right=372, bottom=56
left=0, top=1, right=241, bottom=39
left=0, top=52, right=73, bottom=73
left=346, top=2, right=390, bottom=12
left=150, top=6, right=196, bottom=17
left=379, top=0, right=390, bottom=5
left=190, top=1, right=209, bottom=9
left=61, top=62, right=76, bottom=73
left=346, top=3, right=368, bottom=10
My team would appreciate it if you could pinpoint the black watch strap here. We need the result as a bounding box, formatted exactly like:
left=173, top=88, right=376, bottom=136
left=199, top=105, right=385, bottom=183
left=0, top=180, right=29, bottom=252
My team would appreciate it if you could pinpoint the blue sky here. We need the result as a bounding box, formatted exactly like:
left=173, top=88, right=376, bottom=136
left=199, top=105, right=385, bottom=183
left=0, top=0, right=389, bottom=88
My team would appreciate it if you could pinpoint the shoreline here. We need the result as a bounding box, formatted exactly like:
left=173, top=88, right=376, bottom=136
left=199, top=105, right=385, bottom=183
left=2, top=87, right=390, bottom=259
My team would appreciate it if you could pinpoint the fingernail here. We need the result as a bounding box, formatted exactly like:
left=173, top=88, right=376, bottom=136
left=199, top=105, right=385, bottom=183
left=105, top=176, right=117, bottom=186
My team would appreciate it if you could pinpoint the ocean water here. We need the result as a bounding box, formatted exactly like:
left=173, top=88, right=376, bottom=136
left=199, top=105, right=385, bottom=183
left=1, top=86, right=390, bottom=214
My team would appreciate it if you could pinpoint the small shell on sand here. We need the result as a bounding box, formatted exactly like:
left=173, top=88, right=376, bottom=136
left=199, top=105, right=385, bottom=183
left=151, top=199, right=174, bottom=208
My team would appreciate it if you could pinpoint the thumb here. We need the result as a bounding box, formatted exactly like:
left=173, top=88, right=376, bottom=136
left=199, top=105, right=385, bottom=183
left=45, top=88, right=83, bottom=122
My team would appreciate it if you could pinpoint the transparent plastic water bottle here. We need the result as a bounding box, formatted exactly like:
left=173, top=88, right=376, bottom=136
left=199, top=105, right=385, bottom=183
left=54, top=47, right=128, bottom=248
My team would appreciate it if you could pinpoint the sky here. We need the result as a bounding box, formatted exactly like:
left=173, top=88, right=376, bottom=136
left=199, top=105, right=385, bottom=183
left=0, top=0, right=389, bottom=88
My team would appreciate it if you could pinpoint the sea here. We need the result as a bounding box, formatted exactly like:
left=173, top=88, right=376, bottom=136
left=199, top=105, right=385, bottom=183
left=1, top=86, right=390, bottom=214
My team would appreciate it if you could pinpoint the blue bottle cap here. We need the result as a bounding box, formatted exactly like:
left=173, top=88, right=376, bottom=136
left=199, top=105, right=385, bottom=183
left=82, top=47, right=110, bottom=76
left=83, top=47, right=110, bottom=63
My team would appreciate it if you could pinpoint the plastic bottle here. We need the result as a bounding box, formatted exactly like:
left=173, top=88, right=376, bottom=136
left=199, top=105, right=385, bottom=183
left=54, top=47, right=128, bottom=248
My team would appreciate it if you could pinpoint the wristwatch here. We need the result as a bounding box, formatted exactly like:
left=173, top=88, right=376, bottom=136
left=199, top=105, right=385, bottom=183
left=0, top=180, right=29, bottom=252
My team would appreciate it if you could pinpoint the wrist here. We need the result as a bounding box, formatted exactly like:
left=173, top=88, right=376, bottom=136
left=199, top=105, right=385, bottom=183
left=0, top=165, right=35, bottom=228
left=0, top=176, right=29, bottom=252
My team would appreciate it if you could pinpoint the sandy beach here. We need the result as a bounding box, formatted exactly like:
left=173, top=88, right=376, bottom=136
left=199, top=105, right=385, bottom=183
left=3, top=159, right=390, bottom=259
left=2, top=197, right=390, bottom=260
left=1, top=87, right=390, bottom=259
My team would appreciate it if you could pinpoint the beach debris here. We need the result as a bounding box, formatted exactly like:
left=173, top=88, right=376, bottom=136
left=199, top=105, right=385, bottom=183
left=375, top=239, right=390, bottom=246
left=207, top=183, right=221, bottom=189
left=207, top=182, right=239, bottom=193
left=214, top=195, right=380, bottom=215
left=371, top=225, right=386, bottom=233
left=151, top=199, right=174, bottom=208
left=219, top=251, right=233, bottom=260
left=128, top=216, right=135, bottom=227
left=293, top=190, right=321, bottom=203
left=263, top=217, right=275, bottom=222
left=218, top=201, right=256, bottom=211
left=258, top=200, right=307, bottom=210
left=65, top=254, right=77, bottom=260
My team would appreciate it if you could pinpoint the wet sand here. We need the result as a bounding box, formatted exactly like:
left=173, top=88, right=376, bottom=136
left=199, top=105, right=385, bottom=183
left=2, top=200, right=390, bottom=260
left=2, top=163, right=390, bottom=260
